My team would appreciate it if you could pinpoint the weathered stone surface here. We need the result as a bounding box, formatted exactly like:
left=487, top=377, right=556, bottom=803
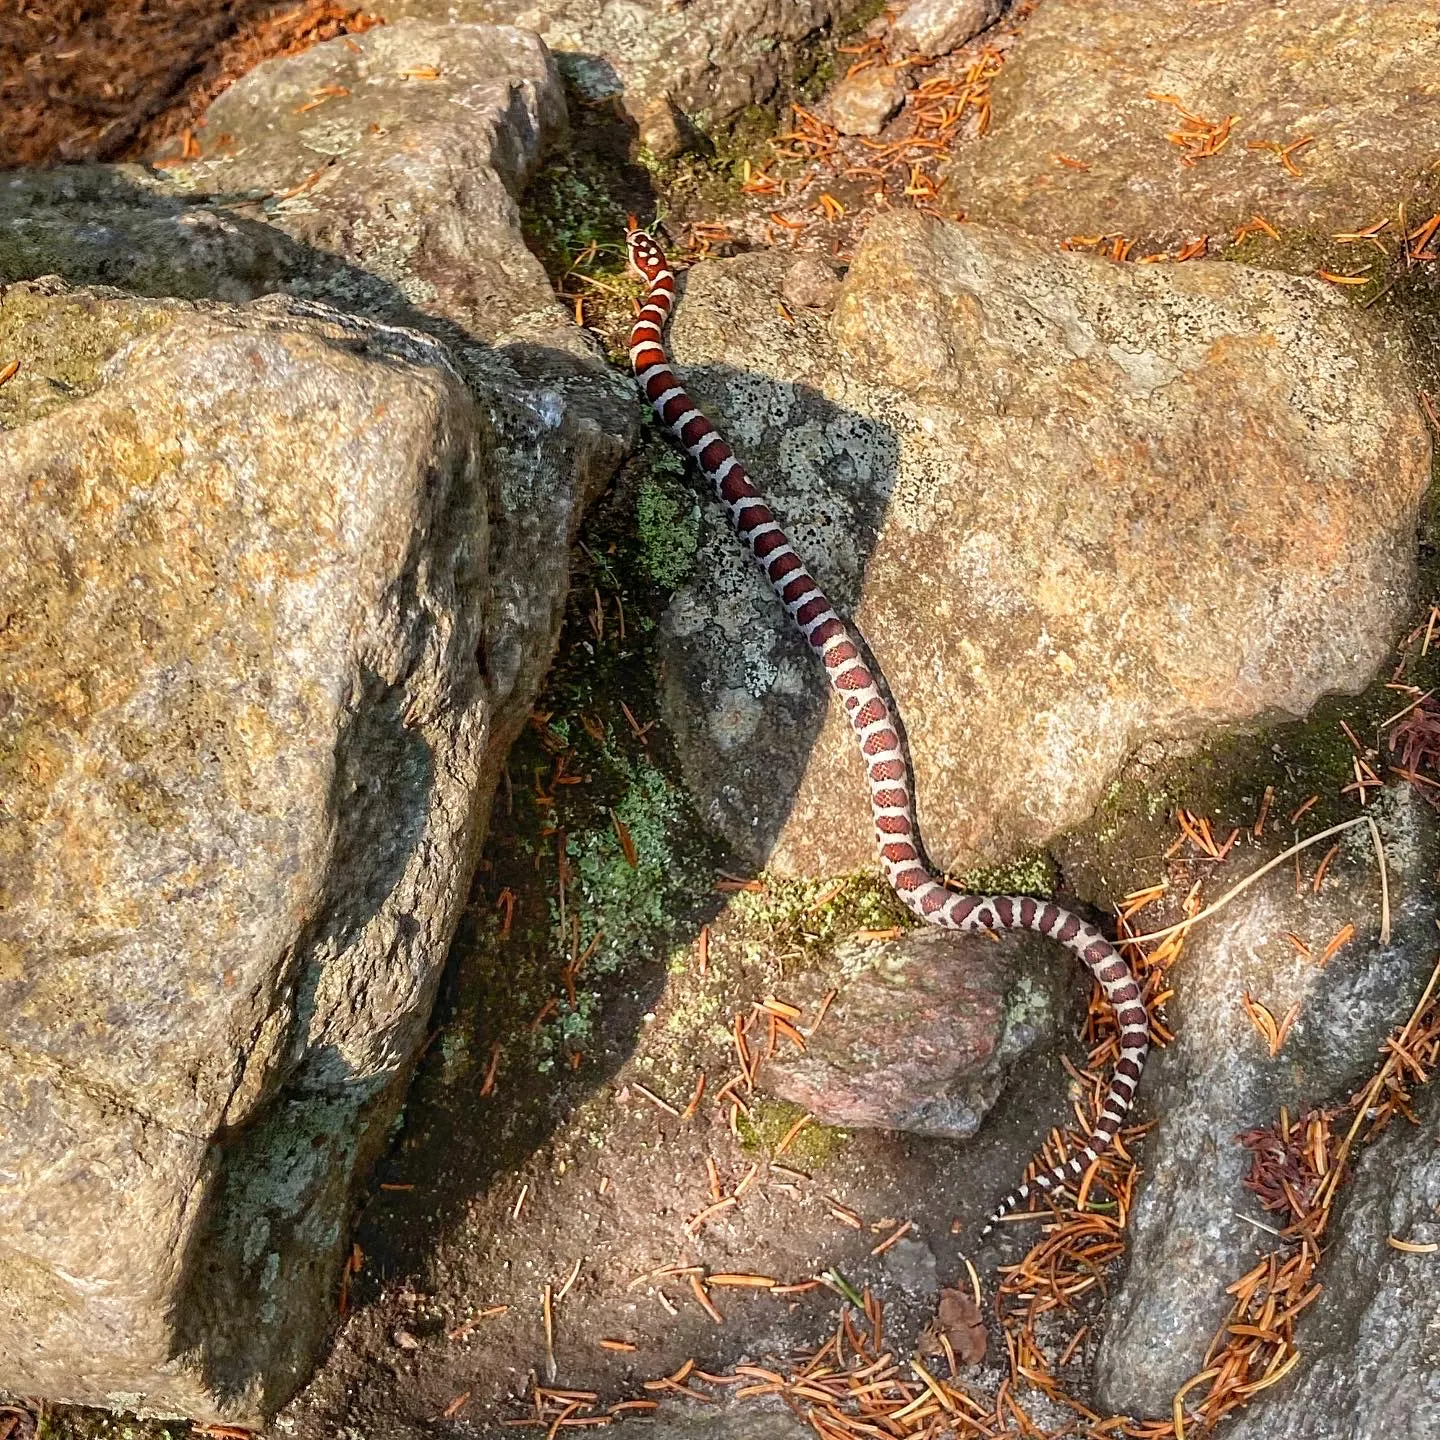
left=781, top=254, right=842, bottom=311
left=169, top=20, right=582, bottom=355
left=760, top=928, right=1068, bottom=1139
left=891, top=0, right=1005, bottom=58
left=826, top=65, right=905, bottom=136
left=636, top=93, right=692, bottom=160
left=0, top=285, right=495, bottom=1420
left=1222, top=1071, right=1440, bottom=1440
left=373, top=0, right=856, bottom=135
left=940, top=0, right=1440, bottom=248
left=0, top=22, right=636, bottom=1425
left=1093, top=785, right=1439, bottom=1414
left=0, top=25, right=637, bottom=821
left=657, top=210, right=1428, bottom=876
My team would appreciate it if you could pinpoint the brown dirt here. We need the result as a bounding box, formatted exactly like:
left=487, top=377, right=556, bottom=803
left=0, top=0, right=380, bottom=169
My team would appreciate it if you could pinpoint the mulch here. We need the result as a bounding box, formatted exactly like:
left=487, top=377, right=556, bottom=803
left=0, top=0, right=380, bottom=169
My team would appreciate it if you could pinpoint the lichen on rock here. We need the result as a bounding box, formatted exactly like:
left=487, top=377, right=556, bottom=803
left=655, top=209, right=1429, bottom=878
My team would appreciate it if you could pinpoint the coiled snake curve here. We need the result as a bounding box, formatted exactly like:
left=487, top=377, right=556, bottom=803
left=625, top=222, right=1149, bottom=1232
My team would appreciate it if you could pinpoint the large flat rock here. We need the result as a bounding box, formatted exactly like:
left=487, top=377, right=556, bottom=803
left=940, top=0, right=1440, bottom=248
left=373, top=0, right=855, bottom=136
left=1092, top=786, right=1440, bottom=1415
left=654, top=210, right=1428, bottom=876
left=1, top=27, right=637, bottom=742
left=0, top=286, right=495, bottom=1420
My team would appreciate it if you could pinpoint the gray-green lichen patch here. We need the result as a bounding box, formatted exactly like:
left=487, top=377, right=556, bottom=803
left=565, top=751, right=716, bottom=981
left=657, top=211, right=1430, bottom=884
left=635, top=440, right=702, bottom=592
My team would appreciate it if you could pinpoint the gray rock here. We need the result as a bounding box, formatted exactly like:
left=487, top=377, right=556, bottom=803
left=826, top=65, right=905, bottom=136
left=0, top=287, right=493, bottom=1421
left=0, top=20, right=635, bottom=1425
left=169, top=21, right=583, bottom=355
left=373, top=0, right=856, bottom=136
left=939, top=0, right=1440, bottom=247
left=781, top=254, right=842, bottom=311
left=1222, top=1074, right=1440, bottom=1440
left=656, top=210, right=1428, bottom=877
left=0, top=26, right=637, bottom=820
left=891, top=0, right=1006, bottom=57
left=760, top=928, right=1068, bottom=1139
left=1093, top=785, right=1440, bottom=1414
left=881, top=1236, right=940, bottom=1296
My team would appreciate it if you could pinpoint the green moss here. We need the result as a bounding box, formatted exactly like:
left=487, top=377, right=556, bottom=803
left=518, top=142, right=647, bottom=358
left=737, top=1097, right=850, bottom=1168
left=955, top=850, right=1056, bottom=897
left=1224, top=225, right=1395, bottom=307
left=565, top=752, right=715, bottom=978
left=520, top=148, right=629, bottom=272
left=730, top=872, right=910, bottom=959
left=636, top=446, right=700, bottom=591
left=838, top=0, right=888, bottom=37
left=536, top=989, right=601, bottom=1073
left=37, top=1414, right=188, bottom=1440
left=717, top=105, right=780, bottom=163
left=796, top=0, right=888, bottom=104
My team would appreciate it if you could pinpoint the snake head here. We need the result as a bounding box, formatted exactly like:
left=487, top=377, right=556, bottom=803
left=625, top=224, right=667, bottom=281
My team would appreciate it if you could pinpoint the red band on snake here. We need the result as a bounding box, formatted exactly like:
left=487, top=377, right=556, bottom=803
left=625, top=224, right=1149, bottom=1233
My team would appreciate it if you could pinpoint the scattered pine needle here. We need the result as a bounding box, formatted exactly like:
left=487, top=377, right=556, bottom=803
left=774, top=1112, right=814, bottom=1157
left=1127, top=817, right=1370, bottom=944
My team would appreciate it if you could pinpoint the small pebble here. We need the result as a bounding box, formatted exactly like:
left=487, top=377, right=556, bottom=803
left=782, top=256, right=842, bottom=311
left=827, top=65, right=905, bottom=137
left=891, top=0, right=1007, bottom=58
left=637, top=95, right=689, bottom=160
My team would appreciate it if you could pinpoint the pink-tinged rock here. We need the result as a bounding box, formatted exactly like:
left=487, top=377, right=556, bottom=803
left=760, top=927, right=1067, bottom=1139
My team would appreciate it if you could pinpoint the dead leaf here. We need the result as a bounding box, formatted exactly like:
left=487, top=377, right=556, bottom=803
left=936, top=1286, right=987, bottom=1366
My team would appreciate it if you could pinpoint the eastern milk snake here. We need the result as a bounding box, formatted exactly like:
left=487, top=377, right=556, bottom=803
left=624, top=223, right=1149, bottom=1231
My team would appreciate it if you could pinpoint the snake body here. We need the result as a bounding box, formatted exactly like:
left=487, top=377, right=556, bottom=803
left=624, top=224, right=1149, bottom=1231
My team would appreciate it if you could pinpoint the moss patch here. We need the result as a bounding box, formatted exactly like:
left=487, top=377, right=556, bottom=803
left=517, top=87, right=657, bottom=359
left=737, top=1096, right=851, bottom=1169
left=955, top=850, right=1057, bottom=898
left=729, top=872, right=911, bottom=962
left=636, top=440, right=701, bottom=591
left=37, top=1415, right=187, bottom=1440
left=566, top=749, right=715, bottom=982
